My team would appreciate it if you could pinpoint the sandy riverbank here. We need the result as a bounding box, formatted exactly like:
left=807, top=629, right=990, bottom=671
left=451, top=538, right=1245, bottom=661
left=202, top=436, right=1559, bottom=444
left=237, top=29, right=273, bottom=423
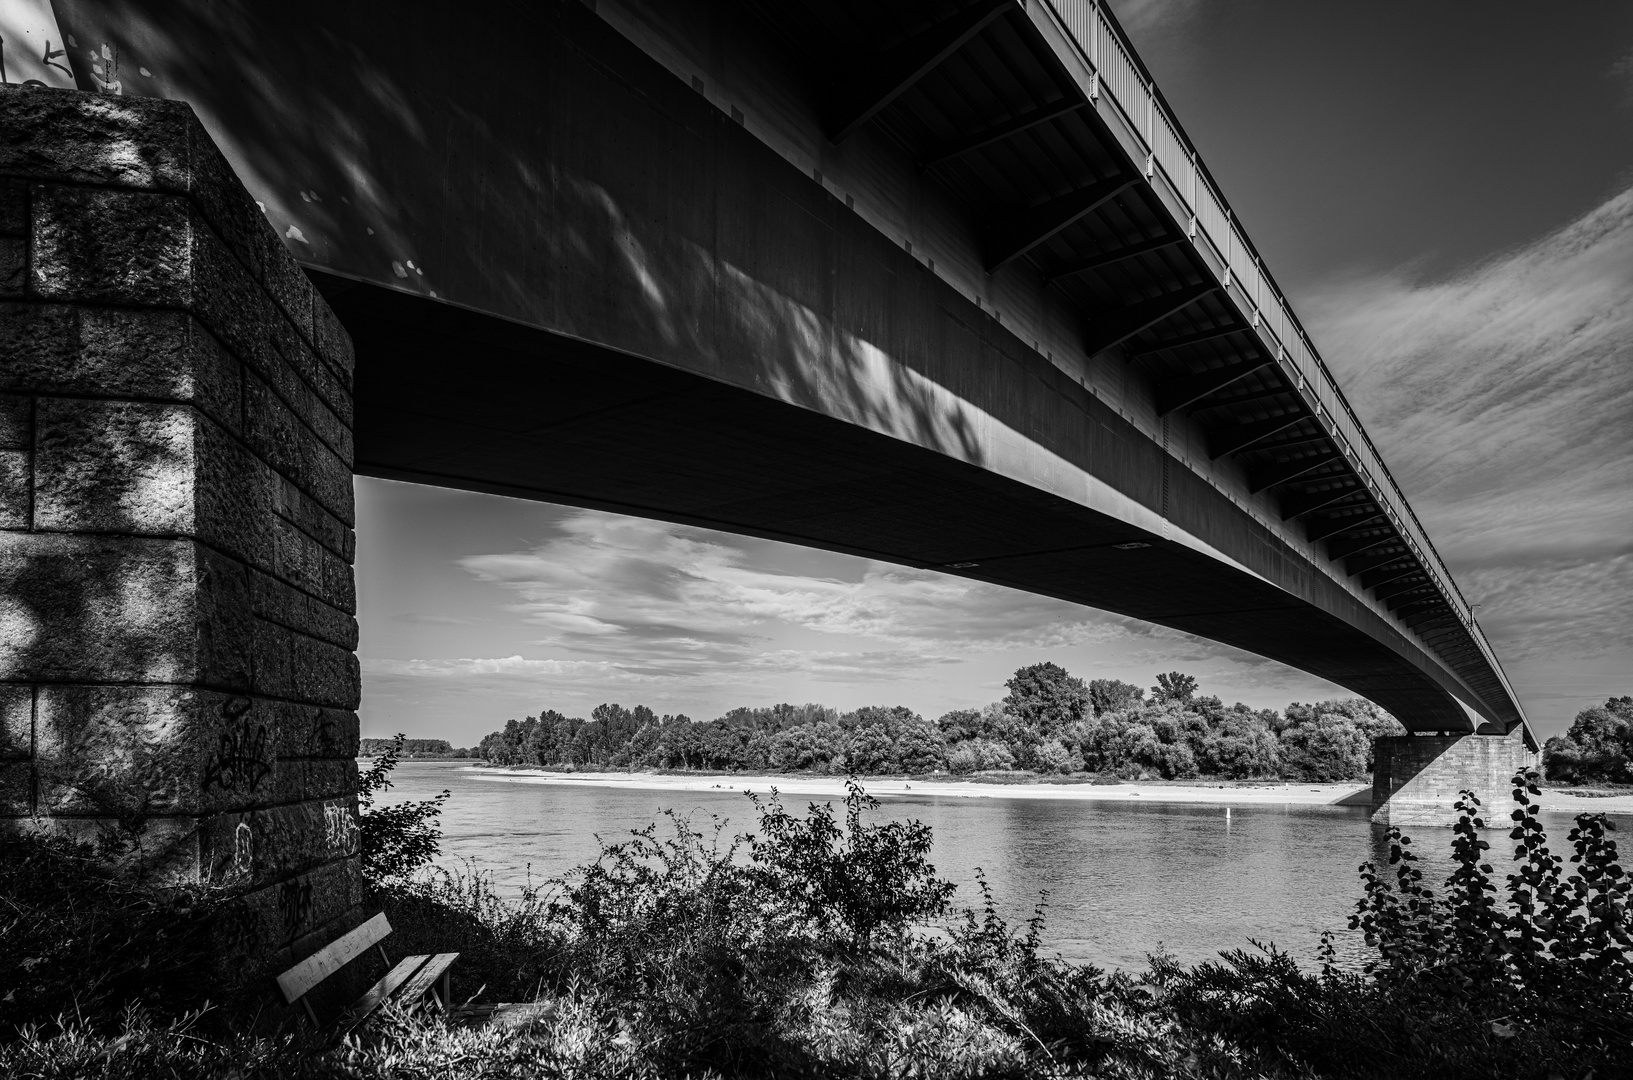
left=459, top=767, right=1633, bottom=814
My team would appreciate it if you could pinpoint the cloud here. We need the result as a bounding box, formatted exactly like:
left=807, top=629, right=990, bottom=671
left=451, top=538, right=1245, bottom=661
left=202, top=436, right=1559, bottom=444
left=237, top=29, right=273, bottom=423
left=1105, top=0, right=1204, bottom=38
left=1302, top=183, right=1633, bottom=667
left=1610, top=49, right=1633, bottom=108
left=364, top=655, right=638, bottom=679
left=456, top=511, right=1139, bottom=680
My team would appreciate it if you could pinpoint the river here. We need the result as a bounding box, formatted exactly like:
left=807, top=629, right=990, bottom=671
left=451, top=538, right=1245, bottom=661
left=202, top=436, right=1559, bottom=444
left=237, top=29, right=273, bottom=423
left=375, top=761, right=1626, bottom=972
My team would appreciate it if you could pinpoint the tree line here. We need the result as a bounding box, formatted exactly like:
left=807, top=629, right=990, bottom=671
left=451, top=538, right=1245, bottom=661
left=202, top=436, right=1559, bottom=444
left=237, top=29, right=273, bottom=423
left=475, top=663, right=1406, bottom=782
left=358, top=738, right=480, bottom=760
left=1542, top=695, right=1633, bottom=785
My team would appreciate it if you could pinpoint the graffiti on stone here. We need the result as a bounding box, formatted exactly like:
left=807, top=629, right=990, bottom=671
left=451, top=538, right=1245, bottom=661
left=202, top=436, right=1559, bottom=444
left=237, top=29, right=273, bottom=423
left=278, top=875, right=313, bottom=938
left=304, top=708, right=337, bottom=756
left=323, top=799, right=358, bottom=856
left=230, top=821, right=254, bottom=882
left=202, top=698, right=272, bottom=793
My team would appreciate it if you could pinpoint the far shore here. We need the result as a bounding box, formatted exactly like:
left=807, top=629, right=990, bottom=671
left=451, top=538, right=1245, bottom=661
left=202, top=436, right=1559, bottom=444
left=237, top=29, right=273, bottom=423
left=452, top=765, right=1633, bottom=814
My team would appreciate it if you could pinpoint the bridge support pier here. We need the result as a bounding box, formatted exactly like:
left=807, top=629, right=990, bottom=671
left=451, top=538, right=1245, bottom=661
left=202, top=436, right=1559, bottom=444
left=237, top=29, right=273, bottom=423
left=1370, top=730, right=1538, bottom=827
left=0, top=88, right=363, bottom=977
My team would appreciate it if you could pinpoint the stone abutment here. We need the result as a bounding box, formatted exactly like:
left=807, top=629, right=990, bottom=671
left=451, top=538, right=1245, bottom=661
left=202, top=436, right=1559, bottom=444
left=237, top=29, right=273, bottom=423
left=0, top=86, right=363, bottom=975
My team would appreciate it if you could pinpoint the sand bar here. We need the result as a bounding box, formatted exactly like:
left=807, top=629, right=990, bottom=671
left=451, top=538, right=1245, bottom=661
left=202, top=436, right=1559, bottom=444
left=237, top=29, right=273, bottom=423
left=460, top=767, right=1633, bottom=815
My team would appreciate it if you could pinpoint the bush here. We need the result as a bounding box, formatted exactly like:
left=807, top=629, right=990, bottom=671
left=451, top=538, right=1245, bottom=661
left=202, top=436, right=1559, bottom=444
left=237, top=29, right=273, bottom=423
left=359, top=733, right=450, bottom=884
left=0, top=834, right=231, bottom=1036
left=12, top=767, right=1629, bottom=1078
left=1033, top=738, right=1073, bottom=774
left=946, top=737, right=1015, bottom=774
left=1158, top=770, right=1633, bottom=1077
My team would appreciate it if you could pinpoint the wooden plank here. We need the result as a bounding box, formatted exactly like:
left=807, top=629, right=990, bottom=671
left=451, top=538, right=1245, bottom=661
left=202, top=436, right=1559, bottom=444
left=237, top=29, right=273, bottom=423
left=453, top=1001, right=557, bottom=1031
left=394, top=952, right=459, bottom=1012
left=338, top=954, right=429, bottom=1034
left=276, top=912, right=393, bottom=1005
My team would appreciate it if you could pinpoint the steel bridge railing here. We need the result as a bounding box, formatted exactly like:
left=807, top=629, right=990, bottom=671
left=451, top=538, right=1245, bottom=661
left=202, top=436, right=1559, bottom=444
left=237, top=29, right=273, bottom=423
left=1041, top=0, right=1522, bottom=719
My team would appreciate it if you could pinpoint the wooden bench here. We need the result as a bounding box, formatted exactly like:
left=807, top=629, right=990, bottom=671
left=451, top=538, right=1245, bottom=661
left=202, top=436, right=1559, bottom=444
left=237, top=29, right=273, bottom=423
left=276, top=912, right=459, bottom=1033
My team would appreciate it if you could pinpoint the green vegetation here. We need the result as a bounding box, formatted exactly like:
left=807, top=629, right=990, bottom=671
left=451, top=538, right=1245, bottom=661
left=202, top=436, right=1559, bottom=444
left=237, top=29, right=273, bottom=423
left=476, top=663, right=1404, bottom=782
left=358, top=737, right=479, bottom=759
left=1543, top=695, right=1633, bottom=785
left=3, top=754, right=1629, bottom=1078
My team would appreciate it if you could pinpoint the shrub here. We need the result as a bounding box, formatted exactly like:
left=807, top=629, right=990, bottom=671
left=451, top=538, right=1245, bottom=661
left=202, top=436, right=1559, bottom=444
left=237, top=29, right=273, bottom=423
left=1158, top=770, right=1633, bottom=1077
left=1033, top=738, right=1073, bottom=774
left=8, top=771, right=1633, bottom=1078
left=359, top=733, right=450, bottom=884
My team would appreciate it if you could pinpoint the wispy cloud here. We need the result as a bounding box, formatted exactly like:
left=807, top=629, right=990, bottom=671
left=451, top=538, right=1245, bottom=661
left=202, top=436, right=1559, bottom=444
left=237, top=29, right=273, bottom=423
left=454, top=512, right=1140, bottom=680
left=364, top=656, right=650, bottom=680
left=1610, top=49, right=1633, bottom=108
left=1304, top=183, right=1633, bottom=668
left=1105, top=0, right=1204, bottom=38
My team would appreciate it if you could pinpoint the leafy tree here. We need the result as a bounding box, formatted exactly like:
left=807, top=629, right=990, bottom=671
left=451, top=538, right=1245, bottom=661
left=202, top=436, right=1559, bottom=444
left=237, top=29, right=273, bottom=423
left=1195, top=705, right=1282, bottom=779
left=1544, top=696, right=1633, bottom=784
left=1088, top=678, right=1144, bottom=715
left=1152, top=671, right=1199, bottom=704
left=935, top=708, right=985, bottom=743
left=892, top=717, right=946, bottom=774
left=768, top=723, right=843, bottom=773
left=1002, top=663, right=1090, bottom=738
left=744, top=781, right=955, bottom=946
left=844, top=722, right=897, bottom=774
left=1033, top=739, right=1074, bottom=774
left=1280, top=713, right=1371, bottom=781
left=945, top=738, right=1014, bottom=774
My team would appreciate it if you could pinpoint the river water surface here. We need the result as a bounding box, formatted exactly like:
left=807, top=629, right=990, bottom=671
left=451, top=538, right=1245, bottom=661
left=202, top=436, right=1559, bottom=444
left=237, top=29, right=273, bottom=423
left=378, top=762, right=1624, bottom=972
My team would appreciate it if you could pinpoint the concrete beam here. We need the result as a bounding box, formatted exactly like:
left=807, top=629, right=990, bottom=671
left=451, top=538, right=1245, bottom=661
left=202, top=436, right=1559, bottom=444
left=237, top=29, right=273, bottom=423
left=1305, top=507, right=1385, bottom=543
left=1359, top=562, right=1420, bottom=591
left=1374, top=575, right=1430, bottom=602
left=1134, top=324, right=1252, bottom=357
left=1345, top=546, right=1409, bottom=576
left=1154, top=357, right=1273, bottom=416
left=1247, top=449, right=1341, bottom=494
left=1082, top=281, right=1218, bottom=355
left=1388, top=589, right=1441, bottom=613
left=984, top=173, right=1136, bottom=271
left=1196, top=382, right=1297, bottom=415
left=1325, top=531, right=1395, bottom=560
left=1206, top=412, right=1306, bottom=459
left=921, top=97, right=1085, bottom=169
left=1046, top=233, right=1182, bottom=282
left=1279, top=482, right=1358, bottom=521
left=1401, top=605, right=1454, bottom=630
left=825, top=0, right=1011, bottom=143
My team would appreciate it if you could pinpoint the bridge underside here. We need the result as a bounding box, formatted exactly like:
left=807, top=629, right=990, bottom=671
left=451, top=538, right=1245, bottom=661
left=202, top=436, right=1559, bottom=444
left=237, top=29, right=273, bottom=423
left=38, top=0, right=1523, bottom=736
left=327, top=274, right=1474, bottom=731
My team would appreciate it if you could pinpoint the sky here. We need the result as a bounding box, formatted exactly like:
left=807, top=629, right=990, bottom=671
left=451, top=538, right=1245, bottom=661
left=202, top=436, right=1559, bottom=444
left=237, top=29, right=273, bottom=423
left=356, top=2, right=1633, bottom=747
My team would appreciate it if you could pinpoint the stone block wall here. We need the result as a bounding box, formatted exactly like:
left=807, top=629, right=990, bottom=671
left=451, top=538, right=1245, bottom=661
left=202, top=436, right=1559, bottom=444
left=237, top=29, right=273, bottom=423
left=1371, top=729, right=1539, bottom=828
left=0, top=86, right=362, bottom=973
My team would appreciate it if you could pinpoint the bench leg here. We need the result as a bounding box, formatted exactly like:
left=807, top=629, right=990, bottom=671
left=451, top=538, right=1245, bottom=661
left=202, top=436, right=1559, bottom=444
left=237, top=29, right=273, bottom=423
left=302, top=997, right=321, bottom=1027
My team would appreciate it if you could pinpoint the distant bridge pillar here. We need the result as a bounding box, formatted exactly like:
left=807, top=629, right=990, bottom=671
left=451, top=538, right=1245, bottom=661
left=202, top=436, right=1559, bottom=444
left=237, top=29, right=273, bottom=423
left=1370, top=730, right=1539, bottom=827
left=0, top=87, right=362, bottom=973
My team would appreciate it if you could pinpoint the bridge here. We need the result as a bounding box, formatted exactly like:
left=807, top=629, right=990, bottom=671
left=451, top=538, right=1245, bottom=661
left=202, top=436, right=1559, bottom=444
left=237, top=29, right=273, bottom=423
left=2, top=0, right=1532, bottom=970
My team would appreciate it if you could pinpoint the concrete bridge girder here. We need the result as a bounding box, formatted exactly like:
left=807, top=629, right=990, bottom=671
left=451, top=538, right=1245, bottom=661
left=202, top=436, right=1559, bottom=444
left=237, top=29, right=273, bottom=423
left=24, top=0, right=1525, bottom=738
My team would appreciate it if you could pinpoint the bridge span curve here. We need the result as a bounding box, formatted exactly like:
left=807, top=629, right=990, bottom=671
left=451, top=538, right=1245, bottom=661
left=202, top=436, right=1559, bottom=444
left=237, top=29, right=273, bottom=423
left=42, top=0, right=1528, bottom=739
